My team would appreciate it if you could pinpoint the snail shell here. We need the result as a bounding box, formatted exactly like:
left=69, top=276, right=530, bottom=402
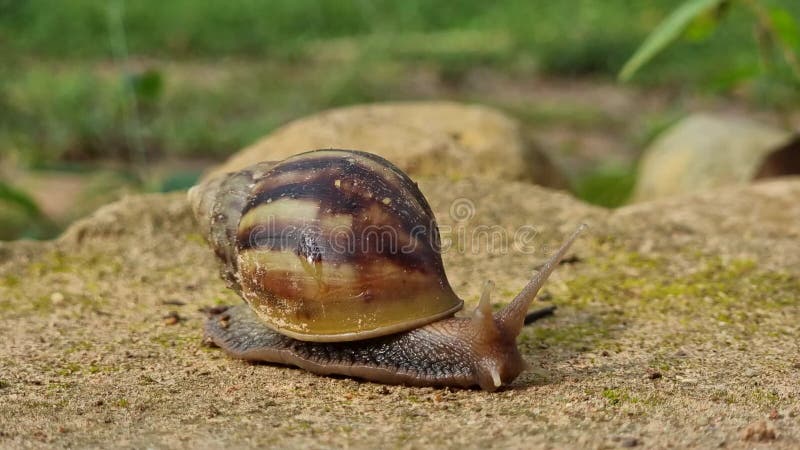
left=191, top=150, right=462, bottom=342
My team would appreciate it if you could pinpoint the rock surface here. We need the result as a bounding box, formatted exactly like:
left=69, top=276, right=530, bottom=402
left=632, top=113, right=799, bottom=202
left=1, top=177, right=799, bottom=448
left=206, top=101, right=567, bottom=188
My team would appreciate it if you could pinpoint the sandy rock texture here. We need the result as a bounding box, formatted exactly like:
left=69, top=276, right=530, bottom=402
left=633, top=113, right=799, bottom=202
left=1, top=178, right=799, bottom=449
left=206, top=101, right=567, bottom=188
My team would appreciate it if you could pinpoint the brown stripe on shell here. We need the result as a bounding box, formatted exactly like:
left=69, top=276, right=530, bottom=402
left=244, top=150, right=434, bottom=223
left=237, top=201, right=441, bottom=271
left=342, top=149, right=438, bottom=216
left=237, top=151, right=445, bottom=273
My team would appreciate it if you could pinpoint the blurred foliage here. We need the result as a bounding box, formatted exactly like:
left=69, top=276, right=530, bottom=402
left=572, top=165, right=638, bottom=208
left=0, top=0, right=798, bottom=239
left=0, top=180, right=41, bottom=218
left=1, top=0, right=797, bottom=169
left=620, top=0, right=731, bottom=81
left=0, top=180, right=56, bottom=240
left=0, top=0, right=651, bottom=59
left=0, top=0, right=800, bottom=166
left=620, top=0, right=800, bottom=87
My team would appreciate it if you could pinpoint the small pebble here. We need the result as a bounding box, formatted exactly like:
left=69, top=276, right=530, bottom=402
left=50, top=292, right=65, bottom=304
left=741, top=420, right=776, bottom=442
left=163, top=311, right=183, bottom=326
left=621, top=437, right=640, bottom=447
left=200, top=305, right=230, bottom=316
left=207, top=405, right=221, bottom=419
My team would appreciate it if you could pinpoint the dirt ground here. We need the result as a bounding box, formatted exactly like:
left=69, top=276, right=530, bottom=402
left=1, top=177, right=799, bottom=449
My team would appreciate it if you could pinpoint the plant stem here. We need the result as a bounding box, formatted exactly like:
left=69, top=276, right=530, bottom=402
left=740, top=0, right=800, bottom=81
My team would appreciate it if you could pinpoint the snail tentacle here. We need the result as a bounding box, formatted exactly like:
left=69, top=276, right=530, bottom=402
left=496, top=223, right=587, bottom=337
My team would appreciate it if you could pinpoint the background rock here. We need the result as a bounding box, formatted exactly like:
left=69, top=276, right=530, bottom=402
left=1, top=178, right=799, bottom=448
left=632, top=113, right=799, bottom=202
left=206, top=101, right=568, bottom=188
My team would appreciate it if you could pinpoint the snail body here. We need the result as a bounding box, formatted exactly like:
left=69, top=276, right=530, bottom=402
left=190, top=149, right=584, bottom=391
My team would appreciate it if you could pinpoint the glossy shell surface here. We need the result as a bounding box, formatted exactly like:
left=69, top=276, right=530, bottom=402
left=234, top=150, right=463, bottom=342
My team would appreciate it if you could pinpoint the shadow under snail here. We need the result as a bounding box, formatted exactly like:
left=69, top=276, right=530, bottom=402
left=189, top=149, right=585, bottom=391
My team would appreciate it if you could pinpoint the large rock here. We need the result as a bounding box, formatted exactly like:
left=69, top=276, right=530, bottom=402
left=632, top=113, right=799, bottom=202
left=1, top=177, right=799, bottom=448
left=207, top=101, right=568, bottom=188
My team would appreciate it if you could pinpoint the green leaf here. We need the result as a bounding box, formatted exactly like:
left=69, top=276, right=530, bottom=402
left=619, top=0, right=726, bottom=81
left=0, top=180, right=42, bottom=218
left=769, top=8, right=800, bottom=49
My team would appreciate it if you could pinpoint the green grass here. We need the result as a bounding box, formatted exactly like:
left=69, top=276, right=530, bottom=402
left=0, top=1, right=647, bottom=59
left=3, top=0, right=796, bottom=78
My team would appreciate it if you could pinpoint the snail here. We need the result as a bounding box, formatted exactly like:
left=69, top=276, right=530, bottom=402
left=189, top=149, right=585, bottom=391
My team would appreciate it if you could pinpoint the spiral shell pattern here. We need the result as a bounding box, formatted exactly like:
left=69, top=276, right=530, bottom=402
left=193, top=150, right=463, bottom=342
